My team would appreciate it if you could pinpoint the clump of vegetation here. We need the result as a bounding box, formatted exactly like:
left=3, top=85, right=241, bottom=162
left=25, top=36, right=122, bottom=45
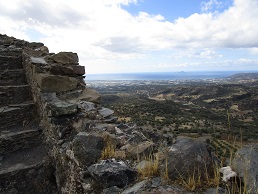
left=176, top=168, right=202, bottom=191
left=101, top=143, right=116, bottom=160
left=101, top=134, right=126, bottom=160
left=101, top=134, right=117, bottom=159
left=137, top=154, right=159, bottom=179
left=175, top=162, right=222, bottom=192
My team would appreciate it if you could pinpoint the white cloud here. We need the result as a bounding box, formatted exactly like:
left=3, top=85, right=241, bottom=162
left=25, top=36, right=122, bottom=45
left=201, top=0, right=223, bottom=12
left=174, top=48, right=223, bottom=59
left=196, top=58, right=258, bottom=70
left=249, top=48, right=258, bottom=55
left=199, top=49, right=223, bottom=59
left=0, top=0, right=258, bottom=73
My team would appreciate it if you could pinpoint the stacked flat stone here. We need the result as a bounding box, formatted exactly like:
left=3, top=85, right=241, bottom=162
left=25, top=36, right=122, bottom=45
left=0, top=36, right=57, bottom=193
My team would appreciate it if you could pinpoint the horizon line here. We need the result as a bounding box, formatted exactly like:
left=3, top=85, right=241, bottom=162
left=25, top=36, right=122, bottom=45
left=86, top=70, right=258, bottom=75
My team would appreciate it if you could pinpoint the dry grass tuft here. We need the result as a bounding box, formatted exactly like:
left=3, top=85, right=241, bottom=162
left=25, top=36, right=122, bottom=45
left=176, top=167, right=202, bottom=191
left=137, top=154, right=159, bottom=179
left=101, top=134, right=117, bottom=159
left=101, top=143, right=116, bottom=159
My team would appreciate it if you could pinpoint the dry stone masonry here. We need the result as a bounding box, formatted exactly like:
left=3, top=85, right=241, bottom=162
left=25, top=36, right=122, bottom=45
left=0, top=35, right=56, bottom=194
left=0, top=34, right=103, bottom=193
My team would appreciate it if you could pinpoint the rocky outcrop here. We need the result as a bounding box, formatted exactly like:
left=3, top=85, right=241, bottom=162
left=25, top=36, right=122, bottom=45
left=88, top=159, right=137, bottom=189
left=70, top=132, right=104, bottom=167
left=167, top=138, right=214, bottom=181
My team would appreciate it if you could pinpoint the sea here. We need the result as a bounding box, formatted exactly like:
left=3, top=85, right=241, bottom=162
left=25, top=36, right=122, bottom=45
left=85, top=71, right=257, bottom=81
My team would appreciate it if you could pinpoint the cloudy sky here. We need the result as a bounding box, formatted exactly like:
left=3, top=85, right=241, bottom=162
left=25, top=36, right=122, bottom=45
left=1, top=0, right=258, bottom=74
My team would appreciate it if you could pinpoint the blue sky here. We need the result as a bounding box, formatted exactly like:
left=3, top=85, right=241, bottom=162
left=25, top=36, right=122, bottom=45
left=0, top=0, right=258, bottom=74
left=123, top=0, right=233, bottom=21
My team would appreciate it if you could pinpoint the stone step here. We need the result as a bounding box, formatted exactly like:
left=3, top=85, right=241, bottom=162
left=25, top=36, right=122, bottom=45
left=0, top=47, right=23, bottom=57
left=0, top=55, right=23, bottom=70
left=0, top=85, right=32, bottom=106
left=0, top=145, right=57, bottom=193
left=0, top=102, right=37, bottom=131
left=0, top=69, right=27, bottom=86
left=0, top=128, right=43, bottom=155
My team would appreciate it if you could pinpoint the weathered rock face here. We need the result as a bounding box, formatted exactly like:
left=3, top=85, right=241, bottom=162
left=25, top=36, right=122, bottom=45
left=0, top=69, right=27, bottom=86
left=88, top=159, right=137, bottom=189
left=166, top=138, right=214, bottom=181
left=70, top=87, right=101, bottom=103
left=42, top=93, right=77, bottom=116
left=71, top=132, right=104, bottom=167
left=0, top=160, right=57, bottom=194
left=36, top=74, right=79, bottom=92
left=0, top=85, right=32, bottom=106
left=0, top=129, right=42, bottom=155
left=49, top=52, right=79, bottom=65
left=232, top=144, right=258, bottom=193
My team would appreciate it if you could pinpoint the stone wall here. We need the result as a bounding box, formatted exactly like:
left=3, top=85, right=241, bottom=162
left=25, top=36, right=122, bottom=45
left=1, top=34, right=127, bottom=193
left=0, top=34, right=57, bottom=193
left=21, top=41, right=104, bottom=193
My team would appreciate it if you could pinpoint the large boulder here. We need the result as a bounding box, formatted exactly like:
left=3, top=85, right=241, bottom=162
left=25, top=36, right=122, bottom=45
left=166, top=138, right=214, bottom=181
left=232, top=144, right=258, bottom=193
left=36, top=74, right=78, bottom=92
left=70, top=132, right=104, bottom=167
left=50, top=52, right=78, bottom=65
left=88, top=159, right=137, bottom=188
